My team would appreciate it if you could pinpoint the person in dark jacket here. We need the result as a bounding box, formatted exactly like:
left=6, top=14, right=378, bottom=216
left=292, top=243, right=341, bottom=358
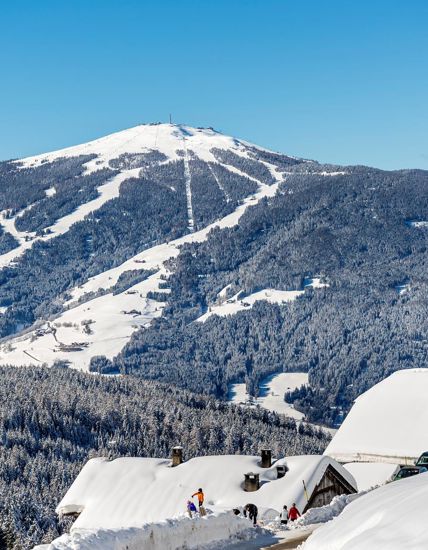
left=243, top=503, right=258, bottom=525
left=288, top=503, right=301, bottom=521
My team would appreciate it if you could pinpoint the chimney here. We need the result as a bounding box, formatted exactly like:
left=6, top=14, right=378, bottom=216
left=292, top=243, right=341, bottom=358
left=172, top=446, right=183, bottom=467
left=260, top=449, right=272, bottom=468
left=276, top=464, right=289, bottom=479
left=244, top=472, right=260, bottom=492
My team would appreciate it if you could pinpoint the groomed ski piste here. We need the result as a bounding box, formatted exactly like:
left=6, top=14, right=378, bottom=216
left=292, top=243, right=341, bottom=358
left=0, top=123, right=335, bottom=372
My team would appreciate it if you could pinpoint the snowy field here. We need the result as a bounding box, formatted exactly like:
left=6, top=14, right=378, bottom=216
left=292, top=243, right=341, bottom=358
left=228, top=372, right=308, bottom=420
left=197, top=289, right=305, bottom=323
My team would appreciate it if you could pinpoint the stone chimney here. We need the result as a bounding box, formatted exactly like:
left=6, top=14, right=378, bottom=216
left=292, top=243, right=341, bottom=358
left=244, top=472, right=260, bottom=492
left=260, top=449, right=272, bottom=468
left=172, top=446, right=183, bottom=467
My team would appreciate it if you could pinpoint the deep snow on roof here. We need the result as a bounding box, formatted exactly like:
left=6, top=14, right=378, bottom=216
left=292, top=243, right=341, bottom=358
left=57, top=454, right=356, bottom=530
left=304, top=471, right=428, bottom=550
left=325, top=369, right=428, bottom=464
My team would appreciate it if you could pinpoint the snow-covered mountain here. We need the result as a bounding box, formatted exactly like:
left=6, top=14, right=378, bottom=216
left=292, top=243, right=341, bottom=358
left=0, top=122, right=427, bottom=427
left=0, top=123, right=304, bottom=370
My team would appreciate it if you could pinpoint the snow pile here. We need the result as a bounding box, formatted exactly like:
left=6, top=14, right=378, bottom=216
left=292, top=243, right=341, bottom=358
left=344, top=462, right=398, bottom=491
left=303, top=472, right=428, bottom=550
left=297, top=492, right=365, bottom=527
left=43, top=513, right=257, bottom=550
left=56, top=455, right=355, bottom=528
left=324, top=369, right=428, bottom=464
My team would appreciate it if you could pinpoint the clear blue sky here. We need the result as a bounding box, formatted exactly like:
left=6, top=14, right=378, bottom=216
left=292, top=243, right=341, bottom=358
left=1, top=0, right=427, bottom=169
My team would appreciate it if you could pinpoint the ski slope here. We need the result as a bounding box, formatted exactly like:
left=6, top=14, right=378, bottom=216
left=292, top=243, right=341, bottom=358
left=0, top=179, right=280, bottom=370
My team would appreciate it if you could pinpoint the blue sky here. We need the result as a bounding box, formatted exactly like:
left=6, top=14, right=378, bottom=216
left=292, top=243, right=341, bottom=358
left=1, top=0, right=427, bottom=169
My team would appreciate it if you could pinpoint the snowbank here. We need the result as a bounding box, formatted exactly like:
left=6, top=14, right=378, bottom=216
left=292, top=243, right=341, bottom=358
left=325, top=369, right=428, bottom=464
left=44, top=513, right=257, bottom=550
left=303, top=472, right=428, bottom=550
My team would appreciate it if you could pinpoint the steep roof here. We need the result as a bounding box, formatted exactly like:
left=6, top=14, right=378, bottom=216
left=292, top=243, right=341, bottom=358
left=57, top=454, right=356, bottom=530
left=325, top=369, right=428, bottom=464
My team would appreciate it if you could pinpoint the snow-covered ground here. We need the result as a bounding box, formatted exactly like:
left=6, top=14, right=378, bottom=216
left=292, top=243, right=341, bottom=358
left=303, top=471, right=428, bottom=550
left=303, top=277, right=329, bottom=289
left=228, top=372, right=308, bottom=420
left=197, top=289, right=305, bottom=323
left=325, top=369, right=428, bottom=464
left=41, top=513, right=258, bottom=550
left=406, top=219, right=428, bottom=228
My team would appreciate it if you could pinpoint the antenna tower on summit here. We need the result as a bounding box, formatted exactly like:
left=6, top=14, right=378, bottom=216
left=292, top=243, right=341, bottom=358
left=169, top=113, right=172, bottom=124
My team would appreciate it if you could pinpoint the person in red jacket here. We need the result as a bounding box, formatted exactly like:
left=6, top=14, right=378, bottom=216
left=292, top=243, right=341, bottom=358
left=288, top=503, right=301, bottom=521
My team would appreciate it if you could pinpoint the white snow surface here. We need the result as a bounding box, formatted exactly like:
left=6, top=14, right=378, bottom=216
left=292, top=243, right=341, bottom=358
left=197, top=289, right=304, bottom=322
left=228, top=372, right=309, bottom=420
left=43, top=513, right=257, bottom=550
left=303, top=471, right=428, bottom=550
left=343, top=462, right=398, bottom=492
left=325, top=369, right=428, bottom=464
left=16, top=124, right=258, bottom=173
left=56, top=455, right=355, bottom=528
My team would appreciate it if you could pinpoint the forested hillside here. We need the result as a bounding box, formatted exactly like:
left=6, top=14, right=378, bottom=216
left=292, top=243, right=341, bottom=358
left=115, top=165, right=428, bottom=424
left=0, top=124, right=427, bottom=427
left=0, top=366, right=328, bottom=549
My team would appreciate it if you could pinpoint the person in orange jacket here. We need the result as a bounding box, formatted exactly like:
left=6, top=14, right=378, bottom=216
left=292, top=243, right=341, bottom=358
left=288, top=503, right=301, bottom=521
left=192, top=488, right=204, bottom=508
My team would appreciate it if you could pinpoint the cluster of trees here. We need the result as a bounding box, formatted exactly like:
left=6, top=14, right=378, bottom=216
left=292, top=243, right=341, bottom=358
left=0, top=155, right=96, bottom=213
left=108, top=150, right=167, bottom=170
left=0, top=365, right=329, bottom=548
left=15, top=167, right=116, bottom=234
left=212, top=148, right=276, bottom=184
left=246, top=145, right=303, bottom=171
left=116, top=164, right=428, bottom=424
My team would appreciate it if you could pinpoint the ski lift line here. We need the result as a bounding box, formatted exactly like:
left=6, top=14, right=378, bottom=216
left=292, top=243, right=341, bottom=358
left=182, top=137, right=195, bottom=233
left=207, top=163, right=231, bottom=203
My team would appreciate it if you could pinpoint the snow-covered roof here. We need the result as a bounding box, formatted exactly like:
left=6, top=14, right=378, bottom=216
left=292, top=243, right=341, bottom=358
left=325, top=369, right=428, bottom=464
left=304, top=471, right=428, bottom=550
left=57, top=454, right=356, bottom=530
